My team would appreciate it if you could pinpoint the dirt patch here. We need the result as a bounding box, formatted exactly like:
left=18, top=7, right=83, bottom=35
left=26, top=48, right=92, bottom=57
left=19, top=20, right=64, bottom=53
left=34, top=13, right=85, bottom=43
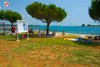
left=0, top=40, right=99, bottom=67
left=0, top=40, right=20, bottom=51
left=89, top=46, right=100, bottom=51
left=93, top=46, right=100, bottom=49
left=67, top=47, right=81, bottom=50
left=9, top=46, right=83, bottom=67
left=0, top=56, right=10, bottom=67
left=8, top=55, right=94, bottom=67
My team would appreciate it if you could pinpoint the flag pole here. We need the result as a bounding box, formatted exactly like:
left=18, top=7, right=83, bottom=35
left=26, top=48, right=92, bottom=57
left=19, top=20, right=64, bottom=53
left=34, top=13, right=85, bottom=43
left=27, top=32, right=29, bottom=40
left=4, top=1, right=9, bottom=35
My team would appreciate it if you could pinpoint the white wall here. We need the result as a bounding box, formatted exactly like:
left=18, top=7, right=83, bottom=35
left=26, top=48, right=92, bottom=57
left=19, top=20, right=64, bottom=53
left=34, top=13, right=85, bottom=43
left=17, top=20, right=28, bottom=33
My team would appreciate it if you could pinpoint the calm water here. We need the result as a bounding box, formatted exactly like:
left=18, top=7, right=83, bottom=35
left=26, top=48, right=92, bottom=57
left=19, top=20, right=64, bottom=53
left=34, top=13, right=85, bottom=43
left=29, top=25, right=100, bottom=35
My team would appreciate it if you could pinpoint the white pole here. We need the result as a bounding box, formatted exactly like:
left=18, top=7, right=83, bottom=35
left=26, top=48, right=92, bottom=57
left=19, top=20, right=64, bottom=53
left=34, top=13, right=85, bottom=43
left=16, top=33, right=19, bottom=41
left=27, top=32, right=29, bottom=40
left=16, top=21, right=19, bottom=41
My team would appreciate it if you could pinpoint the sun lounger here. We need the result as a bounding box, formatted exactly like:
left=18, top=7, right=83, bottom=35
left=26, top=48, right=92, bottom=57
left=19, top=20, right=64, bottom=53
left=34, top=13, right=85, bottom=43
left=64, top=37, right=93, bottom=43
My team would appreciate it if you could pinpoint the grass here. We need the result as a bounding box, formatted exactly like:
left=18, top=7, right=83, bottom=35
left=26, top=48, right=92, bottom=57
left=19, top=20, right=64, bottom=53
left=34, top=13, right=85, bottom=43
left=0, top=35, right=100, bottom=67
left=65, top=34, right=80, bottom=38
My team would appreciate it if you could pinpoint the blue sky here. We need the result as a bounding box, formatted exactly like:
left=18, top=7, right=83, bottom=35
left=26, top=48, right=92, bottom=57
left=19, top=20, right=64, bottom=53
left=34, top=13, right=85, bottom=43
left=0, top=0, right=97, bottom=26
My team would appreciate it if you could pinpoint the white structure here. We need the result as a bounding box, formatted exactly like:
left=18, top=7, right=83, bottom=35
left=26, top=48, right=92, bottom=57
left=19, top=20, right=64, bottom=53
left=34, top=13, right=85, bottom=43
left=17, top=20, right=28, bottom=33
left=16, top=20, right=29, bottom=41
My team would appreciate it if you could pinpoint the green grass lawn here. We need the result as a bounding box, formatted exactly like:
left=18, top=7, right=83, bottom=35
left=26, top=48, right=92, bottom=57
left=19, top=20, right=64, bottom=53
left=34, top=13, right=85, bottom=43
left=0, top=35, right=100, bottom=67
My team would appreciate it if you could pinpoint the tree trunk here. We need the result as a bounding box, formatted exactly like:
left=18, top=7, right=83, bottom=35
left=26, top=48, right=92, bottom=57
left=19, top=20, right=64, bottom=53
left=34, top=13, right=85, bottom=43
left=46, top=22, right=50, bottom=36
left=3, top=22, right=5, bottom=36
left=11, top=22, right=13, bottom=33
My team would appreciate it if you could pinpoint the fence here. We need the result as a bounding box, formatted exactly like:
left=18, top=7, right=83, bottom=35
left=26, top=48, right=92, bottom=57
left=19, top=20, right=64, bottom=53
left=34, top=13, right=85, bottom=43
left=0, top=24, right=17, bottom=35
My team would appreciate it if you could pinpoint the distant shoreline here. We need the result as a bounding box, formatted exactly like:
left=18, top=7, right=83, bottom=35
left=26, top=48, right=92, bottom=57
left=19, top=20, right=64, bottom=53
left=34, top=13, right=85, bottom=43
left=31, top=25, right=100, bottom=35
left=0, top=25, right=99, bottom=36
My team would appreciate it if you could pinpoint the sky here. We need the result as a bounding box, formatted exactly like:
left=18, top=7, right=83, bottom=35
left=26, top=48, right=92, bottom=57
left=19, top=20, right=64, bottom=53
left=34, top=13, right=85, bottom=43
left=0, top=0, right=97, bottom=26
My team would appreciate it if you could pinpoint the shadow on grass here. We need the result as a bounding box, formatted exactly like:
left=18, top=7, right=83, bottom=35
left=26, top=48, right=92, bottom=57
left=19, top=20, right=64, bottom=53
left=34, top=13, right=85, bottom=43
left=29, top=33, right=55, bottom=38
left=74, top=41, right=100, bottom=46
left=1, top=34, right=100, bottom=47
left=0, top=35, right=16, bottom=41
left=0, top=34, right=54, bottom=41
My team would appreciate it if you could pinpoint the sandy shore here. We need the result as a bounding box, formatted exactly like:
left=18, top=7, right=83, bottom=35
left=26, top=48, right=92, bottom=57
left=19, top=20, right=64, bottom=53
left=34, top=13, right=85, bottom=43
left=54, top=32, right=96, bottom=37
left=32, top=30, right=97, bottom=38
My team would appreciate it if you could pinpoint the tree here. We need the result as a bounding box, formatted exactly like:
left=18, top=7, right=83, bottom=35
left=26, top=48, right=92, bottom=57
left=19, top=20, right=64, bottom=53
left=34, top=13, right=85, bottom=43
left=82, top=24, right=85, bottom=27
left=0, top=10, right=22, bottom=33
left=89, top=0, right=100, bottom=22
left=26, top=2, right=67, bottom=35
left=0, top=10, right=4, bottom=20
left=0, top=10, right=5, bottom=35
left=87, top=24, right=91, bottom=27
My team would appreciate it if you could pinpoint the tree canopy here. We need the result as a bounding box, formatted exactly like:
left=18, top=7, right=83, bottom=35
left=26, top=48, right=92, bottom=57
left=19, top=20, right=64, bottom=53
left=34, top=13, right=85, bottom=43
left=89, top=0, right=100, bottom=22
left=0, top=10, right=22, bottom=23
left=0, top=10, right=5, bottom=20
left=0, top=10, right=22, bottom=33
left=26, top=2, right=67, bottom=35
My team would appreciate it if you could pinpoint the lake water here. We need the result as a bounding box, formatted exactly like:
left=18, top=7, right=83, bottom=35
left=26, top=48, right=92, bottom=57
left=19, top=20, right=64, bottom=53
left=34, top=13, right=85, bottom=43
left=29, top=25, right=100, bottom=35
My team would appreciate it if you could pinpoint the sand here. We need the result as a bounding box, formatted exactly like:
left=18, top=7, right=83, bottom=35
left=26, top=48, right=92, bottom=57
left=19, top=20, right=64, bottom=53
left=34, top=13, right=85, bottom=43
left=54, top=32, right=96, bottom=37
